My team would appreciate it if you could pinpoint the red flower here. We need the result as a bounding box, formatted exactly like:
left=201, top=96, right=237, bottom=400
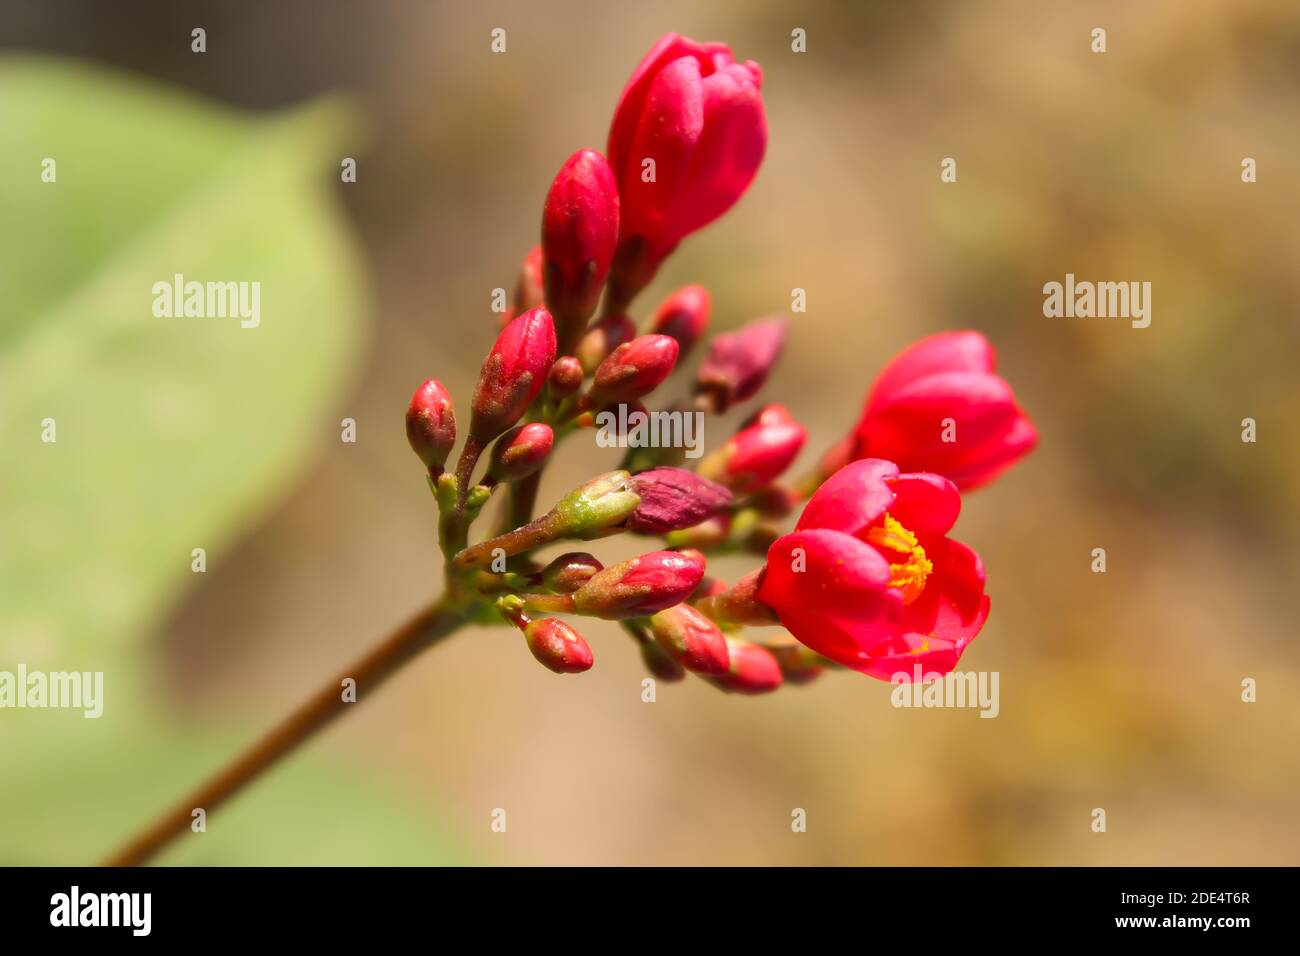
left=755, top=459, right=989, bottom=681
left=851, top=331, right=1036, bottom=491
left=541, top=149, right=619, bottom=350
left=606, top=34, right=767, bottom=304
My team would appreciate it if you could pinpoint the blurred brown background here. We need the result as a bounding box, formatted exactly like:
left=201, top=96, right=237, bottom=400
left=6, top=0, right=1299, bottom=864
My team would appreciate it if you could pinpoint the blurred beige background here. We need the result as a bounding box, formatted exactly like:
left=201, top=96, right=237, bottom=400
left=7, top=0, right=1299, bottom=864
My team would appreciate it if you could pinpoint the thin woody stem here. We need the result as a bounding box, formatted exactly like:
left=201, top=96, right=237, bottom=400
left=103, top=595, right=468, bottom=867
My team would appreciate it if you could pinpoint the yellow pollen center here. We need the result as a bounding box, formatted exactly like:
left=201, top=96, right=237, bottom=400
left=864, top=513, right=932, bottom=605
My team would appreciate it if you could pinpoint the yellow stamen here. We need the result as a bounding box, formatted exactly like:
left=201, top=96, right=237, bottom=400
left=865, top=513, right=932, bottom=605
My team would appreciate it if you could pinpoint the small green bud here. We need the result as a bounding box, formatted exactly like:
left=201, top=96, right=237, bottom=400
left=550, top=470, right=640, bottom=539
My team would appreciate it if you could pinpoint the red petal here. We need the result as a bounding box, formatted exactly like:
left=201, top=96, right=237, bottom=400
left=796, top=458, right=898, bottom=535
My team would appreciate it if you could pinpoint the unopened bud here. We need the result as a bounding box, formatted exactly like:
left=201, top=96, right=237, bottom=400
left=651, top=284, right=711, bottom=359
left=577, top=313, right=636, bottom=374
left=541, top=551, right=603, bottom=592
left=695, top=316, right=787, bottom=413
left=513, top=245, right=545, bottom=318
left=713, top=638, right=783, bottom=694
left=471, top=307, right=558, bottom=442
left=547, top=356, right=585, bottom=400
left=697, top=403, right=806, bottom=493
left=571, top=550, right=706, bottom=619
left=523, top=617, right=594, bottom=674
left=769, top=643, right=826, bottom=685
left=487, top=422, right=553, bottom=482
left=542, top=149, right=620, bottom=351
left=405, top=378, right=457, bottom=472
left=628, top=467, right=733, bottom=534
left=586, top=335, right=679, bottom=407
left=550, top=470, right=640, bottom=539
left=639, top=639, right=686, bottom=682
left=648, top=603, right=730, bottom=675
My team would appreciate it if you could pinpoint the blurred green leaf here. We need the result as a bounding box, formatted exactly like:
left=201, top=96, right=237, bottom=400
left=0, top=57, right=367, bottom=666
left=0, top=57, right=470, bottom=866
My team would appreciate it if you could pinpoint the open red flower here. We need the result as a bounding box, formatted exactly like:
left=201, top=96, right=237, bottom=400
left=755, top=459, right=989, bottom=681
left=851, top=331, right=1036, bottom=491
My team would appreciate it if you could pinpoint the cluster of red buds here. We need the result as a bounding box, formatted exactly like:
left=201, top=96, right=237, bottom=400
left=406, top=34, right=1036, bottom=694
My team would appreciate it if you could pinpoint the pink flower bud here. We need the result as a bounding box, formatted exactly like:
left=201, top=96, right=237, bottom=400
left=547, top=356, right=584, bottom=400
left=586, top=335, right=679, bottom=407
left=695, top=316, right=787, bottom=412
left=628, top=467, right=732, bottom=534
left=542, top=149, right=620, bottom=351
left=714, top=638, right=783, bottom=694
left=571, top=549, right=706, bottom=619
left=698, top=403, right=806, bottom=493
left=650, top=284, right=711, bottom=359
left=541, top=551, right=604, bottom=593
left=605, top=34, right=767, bottom=307
left=577, top=312, right=637, bottom=374
left=471, top=307, right=557, bottom=442
left=523, top=618, right=594, bottom=674
left=648, top=603, right=730, bottom=675
left=405, top=378, right=456, bottom=472
left=487, top=422, right=553, bottom=482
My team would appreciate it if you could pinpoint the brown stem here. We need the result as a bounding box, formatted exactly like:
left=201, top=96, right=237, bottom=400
left=452, top=511, right=558, bottom=574
left=103, top=595, right=468, bottom=867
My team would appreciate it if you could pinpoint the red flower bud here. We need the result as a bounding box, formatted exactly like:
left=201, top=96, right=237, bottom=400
left=648, top=603, right=730, bottom=675
left=639, top=639, right=686, bottom=682
left=695, top=316, right=787, bottom=412
left=698, top=403, right=806, bottom=493
left=523, top=617, right=594, bottom=674
left=577, top=312, right=636, bottom=375
left=713, top=638, right=783, bottom=694
left=605, top=34, right=767, bottom=307
left=405, top=378, right=457, bottom=472
left=547, top=356, right=585, bottom=400
left=628, top=466, right=732, bottom=534
left=487, top=422, right=553, bottom=482
left=571, top=549, right=706, bottom=619
left=471, top=307, right=557, bottom=442
left=514, top=245, right=545, bottom=317
left=586, top=334, right=679, bottom=407
left=850, top=331, right=1037, bottom=491
left=650, top=284, right=711, bottom=359
left=541, top=551, right=604, bottom=593
left=542, top=149, right=620, bottom=351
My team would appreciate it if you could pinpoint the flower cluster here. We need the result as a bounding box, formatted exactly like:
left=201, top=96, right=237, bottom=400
left=407, top=34, right=1035, bottom=694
